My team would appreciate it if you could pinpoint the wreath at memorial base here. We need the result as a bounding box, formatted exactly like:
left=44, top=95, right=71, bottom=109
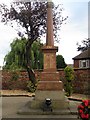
left=78, top=100, right=90, bottom=120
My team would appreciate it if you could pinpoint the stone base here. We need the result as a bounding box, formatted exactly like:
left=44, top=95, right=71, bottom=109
left=18, top=101, right=70, bottom=115
left=29, top=99, right=69, bottom=110
left=17, top=90, right=70, bottom=115
left=18, top=97, right=70, bottom=115
left=35, top=90, right=65, bottom=100
left=37, top=71, right=63, bottom=91
left=37, top=81, right=63, bottom=90
left=39, top=72, right=60, bottom=81
left=30, top=90, right=69, bottom=110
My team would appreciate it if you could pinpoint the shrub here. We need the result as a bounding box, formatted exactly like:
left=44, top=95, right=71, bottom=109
left=64, top=66, right=74, bottom=96
left=27, top=81, right=37, bottom=93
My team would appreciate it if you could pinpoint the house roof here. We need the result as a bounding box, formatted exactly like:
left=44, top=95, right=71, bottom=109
left=73, top=47, right=90, bottom=60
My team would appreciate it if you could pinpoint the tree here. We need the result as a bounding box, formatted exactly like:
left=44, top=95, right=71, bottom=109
left=3, top=37, right=27, bottom=70
left=31, top=40, right=43, bottom=69
left=3, top=38, right=43, bottom=70
left=56, top=55, right=67, bottom=69
left=64, top=66, right=74, bottom=96
left=77, top=38, right=90, bottom=51
left=0, top=1, right=67, bottom=86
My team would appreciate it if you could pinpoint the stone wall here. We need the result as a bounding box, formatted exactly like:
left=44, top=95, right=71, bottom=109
left=1, top=69, right=90, bottom=94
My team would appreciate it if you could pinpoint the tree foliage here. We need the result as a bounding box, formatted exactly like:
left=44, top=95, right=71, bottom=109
left=64, top=66, right=74, bottom=96
left=3, top=38, right=43, bottom=70
left=3, top=37, right=26, bottom=70
left=3, top=38, right=67, bottom=70
left=31, top=40, right=43, bottom=69
left=77, top=38, right=90, bottom=52
left=56, top=55, right=67, bottom=69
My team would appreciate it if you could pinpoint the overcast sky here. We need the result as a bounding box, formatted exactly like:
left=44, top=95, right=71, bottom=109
left=0, top=0, right=89, bottom=67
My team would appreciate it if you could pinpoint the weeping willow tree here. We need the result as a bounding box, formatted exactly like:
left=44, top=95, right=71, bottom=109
left=3, top=38, right=43, bottom=70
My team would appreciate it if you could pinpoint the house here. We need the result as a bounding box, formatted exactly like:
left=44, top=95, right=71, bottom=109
left=72, top=48, right=90, bottom=94
left=73, top=48, right=90, bottom=69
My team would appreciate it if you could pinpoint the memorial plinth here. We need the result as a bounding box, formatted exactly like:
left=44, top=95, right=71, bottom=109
left=37, top=46, right=63, bottom=91
left=33, top=45, right=67, bottom=110
left=30, top=1, right=68, bottom=110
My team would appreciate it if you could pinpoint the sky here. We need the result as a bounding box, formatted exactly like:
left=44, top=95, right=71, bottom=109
left=0, top=0, right=89, bottom=68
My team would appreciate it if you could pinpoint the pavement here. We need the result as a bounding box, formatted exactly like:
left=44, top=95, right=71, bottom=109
left=1, top=97, right=81, bottom=119
left=0, top=90, right=90, bottom=119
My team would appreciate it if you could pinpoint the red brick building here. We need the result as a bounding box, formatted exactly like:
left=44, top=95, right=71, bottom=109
left=73, top=48, right=90, bottom=69
left=72, top=48, right=90, bottom=94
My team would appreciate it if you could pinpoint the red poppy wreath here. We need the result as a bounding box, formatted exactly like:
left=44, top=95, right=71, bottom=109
left=78, top=100, right=90, bottom=120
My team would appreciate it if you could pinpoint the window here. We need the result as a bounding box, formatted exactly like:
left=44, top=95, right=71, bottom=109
left=79, top=60, right=89, bottom=68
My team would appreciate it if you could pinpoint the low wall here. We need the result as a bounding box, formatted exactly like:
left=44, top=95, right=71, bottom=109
left=58, top=69, right=90, bottom=94
left=1, top=68, right=90, bottom=94
left=73, top=68, right=90, bottom=94
left=2, top=70, right=29, bottom=90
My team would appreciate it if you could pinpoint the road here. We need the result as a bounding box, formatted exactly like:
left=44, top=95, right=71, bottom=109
left=1, top=97, right=79, bottom=119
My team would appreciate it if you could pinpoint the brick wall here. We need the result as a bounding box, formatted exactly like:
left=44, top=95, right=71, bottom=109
left=73, top=68, right=90, bottom=94
left=2, top=70, right=29, bottom=90
left=1, top=69, right=90, bottom=94
left=37, top=69, right=90, bottom=94
left=74, top=60, right=79, bottom=68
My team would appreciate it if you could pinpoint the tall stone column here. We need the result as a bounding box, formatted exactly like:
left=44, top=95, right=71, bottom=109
left=46, top=1, right=54, bottom=46
left=36, top=1, right=62, bottom=91
left=42, top=1, right=58, bottom=72
left=30, top=0, right=68, bottom=110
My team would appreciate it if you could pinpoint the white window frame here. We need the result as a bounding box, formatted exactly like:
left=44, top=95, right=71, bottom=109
left=79, top=60, right=89, bottom=68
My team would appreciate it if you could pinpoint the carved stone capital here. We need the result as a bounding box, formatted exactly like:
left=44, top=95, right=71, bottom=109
left=47, top=2, right=54, bottom=8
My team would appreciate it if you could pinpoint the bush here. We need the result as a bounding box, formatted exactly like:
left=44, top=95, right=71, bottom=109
left=27, top=81, right=37, bottom=93
left=64, top=66, right=74, bottom=96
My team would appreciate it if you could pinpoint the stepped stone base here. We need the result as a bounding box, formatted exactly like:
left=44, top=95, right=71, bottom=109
left=39, top=72, right=60, bottom=81
left=32, top=71, right=68, bottom=110
left=18, top=69, right=69, bottom=114
left=35, top=90, right=65, bottom=100
left=18, top=102, right=70, bottom=115
left=31, top=90, right=69, bottom=109
left=17, top=90, right=69, bottom=115
left=37, top=71, right=63, bottom=91
left=18, top=92, right=70, bottom=115
left=30, top=99, right=69, bottom=110
left=18, top=104, right=70, bottom=115
left=37, top=81, right=63, bottom=90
